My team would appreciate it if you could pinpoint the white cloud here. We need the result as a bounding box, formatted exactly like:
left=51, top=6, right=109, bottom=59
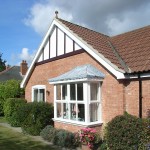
left=24, top=0, right=150, bottom=36
left=24, top=0, right=73, bottom=35
left=18, top=48, right=36, bottom=65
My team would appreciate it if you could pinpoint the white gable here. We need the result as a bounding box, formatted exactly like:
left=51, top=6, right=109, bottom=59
left=37, top=26, right=82, bottom=63
left=21, top=18, right=125, bottom=88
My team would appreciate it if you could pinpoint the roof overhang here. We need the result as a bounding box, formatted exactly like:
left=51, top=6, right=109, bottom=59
left=21, top=18, right=126, bottom=88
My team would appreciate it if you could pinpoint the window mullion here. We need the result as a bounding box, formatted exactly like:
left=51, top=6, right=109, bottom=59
left=75, top=84, right=78, bottom=120
left=99, top=82, right=102, bottom=122
left=38, top=89, right=40, bottom=102
left=67, top=84, right=71, bottom=120
left=54, top=85, right=57, bottom=119
left=84, top=82, right=89, bottom=124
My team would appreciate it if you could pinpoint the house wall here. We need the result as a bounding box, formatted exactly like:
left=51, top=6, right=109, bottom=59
left=123, top=79, right=150, bottom=118
left=25, top=51, right=125, bottom=132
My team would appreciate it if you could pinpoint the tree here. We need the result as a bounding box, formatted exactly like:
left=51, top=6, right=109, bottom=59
left=0, top=52, right=6, bottom=72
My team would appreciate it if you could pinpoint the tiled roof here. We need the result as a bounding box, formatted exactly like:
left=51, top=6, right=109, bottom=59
left=0, top=66, right=23, bottom=82
left=49, top=64, right=105, bottom=83
left=58, top=18, right=150, bottom=73
left=110, top=26, right=150, bottom=72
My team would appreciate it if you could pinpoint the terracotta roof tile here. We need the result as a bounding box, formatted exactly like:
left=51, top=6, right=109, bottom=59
left=58, top=18, right=150, bottom=73
left=110, top=26, right=150, bottom=72
left=58, top=18, right=123, bottom=70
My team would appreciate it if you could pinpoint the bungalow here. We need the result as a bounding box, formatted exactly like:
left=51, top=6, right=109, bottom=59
left=21, top=12, right=150, bottom=132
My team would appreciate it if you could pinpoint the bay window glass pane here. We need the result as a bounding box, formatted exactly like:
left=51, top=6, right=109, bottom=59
left=70, top=103, right=77, bottom=120
left=90, top=83, right=98, bottom=101
left=39, top=89, right=45, bottom=102
left=34, top=89, right=38, bottom=101
left=78, top=104, right=85, bottom=122
left=90, top=103, right=99, bottom=122
left=56, top=85, right=61, bottom=100
left=70, top=84, right=75, bottom=100
left=62, top=84, right=67, bottom=100
left=77, top=83, right=83, bottom=101
left=63, top=103, right=68, bottom=119
left=57, top=103, right=62, bottom=118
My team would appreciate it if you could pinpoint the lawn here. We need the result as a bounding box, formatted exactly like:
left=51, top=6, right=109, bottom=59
left=0, top=124, right=61, bottom=150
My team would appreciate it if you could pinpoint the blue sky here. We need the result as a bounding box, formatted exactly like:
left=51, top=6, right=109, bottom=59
left=0, top=0, right=150, bottom=67
left=0, top=0, right=42, bottom=66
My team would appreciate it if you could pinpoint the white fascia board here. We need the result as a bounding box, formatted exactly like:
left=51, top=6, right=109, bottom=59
left=55, top=19, right=125, bottom=79
left=124, top=72, right=150, bottom=79
left=20, top=19, right=57, bottom=88
left=49, top=78, right=103, bottom=84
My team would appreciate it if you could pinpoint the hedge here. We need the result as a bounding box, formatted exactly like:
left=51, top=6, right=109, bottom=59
left=21, top=102, right=54, bottom=136
left=3, top=98, right=27, bottom=126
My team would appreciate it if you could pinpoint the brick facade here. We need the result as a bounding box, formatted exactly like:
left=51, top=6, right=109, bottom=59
left=25, top=51, right=150, bottom=131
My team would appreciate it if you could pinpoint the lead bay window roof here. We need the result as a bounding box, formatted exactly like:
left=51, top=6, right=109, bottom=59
left=49, top=64, right=105, bottom=84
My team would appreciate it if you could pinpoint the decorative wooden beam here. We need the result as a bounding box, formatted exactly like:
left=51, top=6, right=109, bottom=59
left=36, top=49, right=85, bottom=66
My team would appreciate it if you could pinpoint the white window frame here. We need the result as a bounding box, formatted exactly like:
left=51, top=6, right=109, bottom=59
left=32, top=85, right=46, bottom=102
left=53, top=81, right=102, bottom=126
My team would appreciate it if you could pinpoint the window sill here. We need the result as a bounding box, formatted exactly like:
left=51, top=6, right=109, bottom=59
left=53, top=118, right=103, bottom=127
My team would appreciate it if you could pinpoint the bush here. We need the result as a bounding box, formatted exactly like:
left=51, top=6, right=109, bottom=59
left=21, top=102, right=54, bottom=136
left=0, top=80, right=24, bottom=100
left=0, top=80, right=25, bottom=116
left=105, top=112, right=150, bottom=150
left=11, top=103, right=33, bottom=127
left=3, top=98, right=27, bottom=125
left=53, top=129, right=77, bottom=148
left=138, top=118, right=150, bottom=149
left=40, top=125, right=56, bottom=142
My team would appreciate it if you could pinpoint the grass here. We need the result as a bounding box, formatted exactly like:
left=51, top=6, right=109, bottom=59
left=0, top=116, right=7, bottom=123
left=0, top=125, right=61, bottom=150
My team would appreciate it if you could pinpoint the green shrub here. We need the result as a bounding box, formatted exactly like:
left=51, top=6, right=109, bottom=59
left=3, top=98, right=27, bottom=125
left=0, top=80, right=24, bottom=100
left=105, top=112, right=150, bottom=150
left=138, top=118, right=150, bottom=149
left=40, top=125, right=56, bottom=142
left=21, top=102, right=54, bottom=136
left=11, top=103, right=32, bottom=127
left=97, top=141, right=107, bottom=150
left=53, top=129, right=77, bottom=148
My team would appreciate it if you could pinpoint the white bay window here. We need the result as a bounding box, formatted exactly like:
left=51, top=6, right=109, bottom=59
left=54, top=82, right=101, bottom=125
left=49, top=64, right=105, bottom=126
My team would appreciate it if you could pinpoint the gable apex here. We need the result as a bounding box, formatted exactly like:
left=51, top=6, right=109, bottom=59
left=21, top=18, right=125, bottom=88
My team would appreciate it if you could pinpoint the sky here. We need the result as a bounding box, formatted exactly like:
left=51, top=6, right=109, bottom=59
left=0, top=0, right=150, bottom=66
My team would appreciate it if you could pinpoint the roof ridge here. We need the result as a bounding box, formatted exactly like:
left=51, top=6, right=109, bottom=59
left=108, top=41, right=131, bottom=73
left=57, top=18, right=109, bottom=37
left=0, top=66, right=14, bottom=75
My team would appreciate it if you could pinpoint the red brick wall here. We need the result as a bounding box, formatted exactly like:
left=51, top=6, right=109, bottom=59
left=25, top=51, right=150, bottom=131
left=54, top=121, right=102, bottom=133
left=123, top=79, right=150, bottom=118
left=142, top=79, right=150, bottom=117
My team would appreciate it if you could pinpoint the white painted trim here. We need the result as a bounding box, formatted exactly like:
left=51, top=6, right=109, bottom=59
left=32, top=85, right=46, bottom=102
left=49, top=78, right=103, bottom=84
